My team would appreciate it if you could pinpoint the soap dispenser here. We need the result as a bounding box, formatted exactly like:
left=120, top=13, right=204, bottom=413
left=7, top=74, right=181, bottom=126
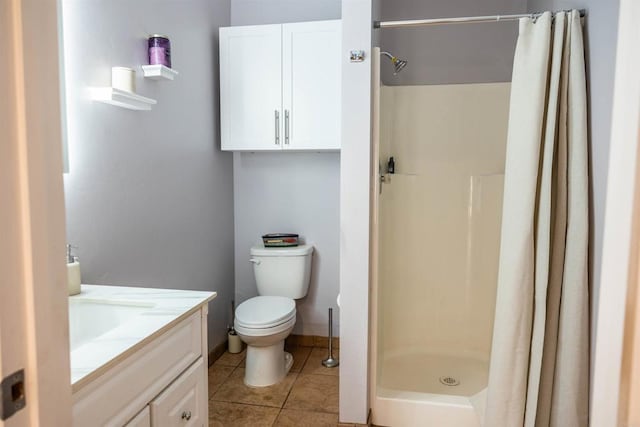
left=67, top=244, right=81, bottom=296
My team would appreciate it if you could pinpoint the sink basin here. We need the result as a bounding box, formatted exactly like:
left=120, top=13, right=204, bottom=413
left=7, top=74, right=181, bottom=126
left=68, top=299, right=154, bottom=351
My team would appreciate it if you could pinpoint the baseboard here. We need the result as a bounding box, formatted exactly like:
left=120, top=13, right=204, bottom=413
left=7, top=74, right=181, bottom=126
left=286, top=334, right=340, bottom=349
left=208, top=340, right=227, bottom=366
left=209, top=334, right=339, bottom=365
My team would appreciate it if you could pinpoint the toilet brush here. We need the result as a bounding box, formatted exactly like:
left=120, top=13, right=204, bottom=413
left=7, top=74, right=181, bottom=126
left=322, top=307, right=339, bottom=368
left=228, top=300, right=242, bottom=354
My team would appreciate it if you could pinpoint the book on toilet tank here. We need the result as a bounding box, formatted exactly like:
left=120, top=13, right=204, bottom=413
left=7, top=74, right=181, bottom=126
left=262, top=233, right=299, bottom=247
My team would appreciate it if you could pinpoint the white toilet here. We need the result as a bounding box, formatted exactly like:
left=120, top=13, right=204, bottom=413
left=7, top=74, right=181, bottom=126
left=234, top=243, right=313, bottom=387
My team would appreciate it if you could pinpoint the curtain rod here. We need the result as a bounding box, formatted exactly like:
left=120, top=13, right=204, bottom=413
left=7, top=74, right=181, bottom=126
left=373, top=9, right=586, bottom=29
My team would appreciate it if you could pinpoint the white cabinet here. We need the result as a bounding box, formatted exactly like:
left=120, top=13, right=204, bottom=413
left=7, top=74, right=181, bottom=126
left=72, top=309, right=210, bottom=426
left=220, top=20, right=341, bottom=152
left=220, top=24, right=283, bottom=151
left=125, top=407, right=151, bottom=427
left=150, top=358, right=206, bottom=426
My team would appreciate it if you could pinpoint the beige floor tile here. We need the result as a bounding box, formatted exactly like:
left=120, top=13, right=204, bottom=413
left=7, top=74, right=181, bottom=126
left=284, top=374, right=339, bottom=413
left=273, top=408, right=339, bottom=426
left=209, top=400, right=279, bottom=427
left=208, top=365, right=235, bottom=397
left=214, top=350, right=246, bottom=367
left=239, top=346, right=310, bottom=372
left=301, top=348, right=340, bottom=376
left=212, top=368, right=298, bottom=408
left=288, top=346, right=313, bottom=373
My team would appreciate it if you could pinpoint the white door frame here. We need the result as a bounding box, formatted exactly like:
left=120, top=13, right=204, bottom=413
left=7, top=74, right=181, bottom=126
left=591, top=0, right=640, bottom=425
left=0, top=0, right=71, bottom=425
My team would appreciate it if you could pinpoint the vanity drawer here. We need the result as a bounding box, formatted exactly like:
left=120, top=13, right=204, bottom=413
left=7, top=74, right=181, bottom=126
left=150, top=357, right=206, bottom=427
left=73, top=310, right=203, bottom=426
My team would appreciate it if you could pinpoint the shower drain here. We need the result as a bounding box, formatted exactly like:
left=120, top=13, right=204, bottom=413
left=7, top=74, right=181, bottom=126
left=439, top=376, right=460, bottom=386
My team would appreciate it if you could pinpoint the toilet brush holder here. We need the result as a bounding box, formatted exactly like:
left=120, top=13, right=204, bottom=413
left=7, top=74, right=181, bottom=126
left=322, top=307, right=339, bottom=368
left=228, top=331, right=243, bottom=354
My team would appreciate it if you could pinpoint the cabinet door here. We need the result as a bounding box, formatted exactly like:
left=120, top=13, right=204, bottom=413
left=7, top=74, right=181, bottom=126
left=150, top=357, right=206, bottom=427
left=282, top=20, right=341, bottom=151
left=125, top=406, right=151, bottom=427
left=220, top=24, right=283, bottom=151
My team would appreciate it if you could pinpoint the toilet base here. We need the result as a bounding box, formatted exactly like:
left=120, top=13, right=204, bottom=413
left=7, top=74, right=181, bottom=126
left=244, top=341, right=293, bottom=387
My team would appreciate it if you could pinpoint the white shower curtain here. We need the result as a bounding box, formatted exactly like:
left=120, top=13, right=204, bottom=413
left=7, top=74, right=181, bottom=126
left=485, top=10, right=589, bottom=427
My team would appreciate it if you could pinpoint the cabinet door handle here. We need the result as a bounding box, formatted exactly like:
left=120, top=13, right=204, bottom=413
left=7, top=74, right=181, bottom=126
left=284, top=110, right=290, bottom=145
left=181, top=410, right=192, bottom=421
left=275, top=110, right=280, bottom=145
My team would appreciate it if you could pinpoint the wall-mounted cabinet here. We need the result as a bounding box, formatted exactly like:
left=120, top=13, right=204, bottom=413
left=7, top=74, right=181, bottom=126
left=220, top=20, right=341, bottom=151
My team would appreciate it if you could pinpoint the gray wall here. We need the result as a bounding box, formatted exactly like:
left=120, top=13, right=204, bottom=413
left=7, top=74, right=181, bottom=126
left=233, top=153, right=340, bottom=335
left=376, top=0, right=527, bottom=85
left=231, top=0, right=341, bottom=25
left=526, top=0, right=620, bottom=401
left=230, top=0, right=342, bottom=336
left=62, top=0, right=234, bottom=351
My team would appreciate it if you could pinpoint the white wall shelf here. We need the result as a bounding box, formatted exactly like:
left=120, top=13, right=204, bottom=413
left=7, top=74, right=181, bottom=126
left=142, top=64, right=179, bottom=80
left=90, top=87, right=157, bottom=111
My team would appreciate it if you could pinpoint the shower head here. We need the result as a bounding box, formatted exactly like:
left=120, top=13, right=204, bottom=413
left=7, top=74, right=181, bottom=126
left=393, top=57, right=408, bottom=74
left=381, top=51, right=408, bottom=75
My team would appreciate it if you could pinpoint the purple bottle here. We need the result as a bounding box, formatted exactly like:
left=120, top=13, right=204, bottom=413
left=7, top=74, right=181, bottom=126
left=148, top=35, right=171, bottom=68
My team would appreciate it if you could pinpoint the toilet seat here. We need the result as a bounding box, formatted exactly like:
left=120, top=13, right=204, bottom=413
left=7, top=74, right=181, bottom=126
left=235, top=296, right=296, bottom=336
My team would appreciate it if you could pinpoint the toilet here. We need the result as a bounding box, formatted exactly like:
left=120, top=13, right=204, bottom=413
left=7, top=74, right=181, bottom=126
left=234, top=243, right=313, bottom=387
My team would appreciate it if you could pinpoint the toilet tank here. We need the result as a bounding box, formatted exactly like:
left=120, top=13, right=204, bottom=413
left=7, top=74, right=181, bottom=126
left=250, top=244, right=314, bottom=299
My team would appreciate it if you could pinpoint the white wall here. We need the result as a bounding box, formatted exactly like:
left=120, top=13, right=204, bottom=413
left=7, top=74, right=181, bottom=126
left=230, top=0, right=342, bottom=337
left=591, top=0, right=640, bottom=423
left=61, top=0, right=234, bottom=351
left=340, top=0, right=372, bottom=423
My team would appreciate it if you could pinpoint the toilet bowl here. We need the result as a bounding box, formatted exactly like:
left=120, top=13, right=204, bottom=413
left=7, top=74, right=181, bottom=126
left=235, top=296, right=296, bottom=386
left=234, top=244, right=313, bottom=387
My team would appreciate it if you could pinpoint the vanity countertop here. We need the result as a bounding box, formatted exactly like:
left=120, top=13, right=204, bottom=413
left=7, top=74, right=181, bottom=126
left=69, top=284, right=216, bottom=392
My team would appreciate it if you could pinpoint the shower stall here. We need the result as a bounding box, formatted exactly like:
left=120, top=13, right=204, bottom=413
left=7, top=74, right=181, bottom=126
left=370, top=47, right=511, bottom=426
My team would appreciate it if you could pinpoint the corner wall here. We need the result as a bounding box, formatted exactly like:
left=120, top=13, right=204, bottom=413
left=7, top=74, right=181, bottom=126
left=340, top=0, right=372, bottom=423
left=61, top=0, right=234, bottom=352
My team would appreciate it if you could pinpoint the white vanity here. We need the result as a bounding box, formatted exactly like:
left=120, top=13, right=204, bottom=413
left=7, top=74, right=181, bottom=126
left=69, top=285, right=216, bottom=426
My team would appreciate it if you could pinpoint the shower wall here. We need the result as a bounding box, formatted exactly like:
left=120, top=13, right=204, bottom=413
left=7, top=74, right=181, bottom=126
left=378, top=82, right=510, bottom=364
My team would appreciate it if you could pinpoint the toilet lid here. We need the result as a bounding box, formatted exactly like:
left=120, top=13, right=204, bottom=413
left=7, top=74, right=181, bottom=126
left=235, top=296, right=296, bottom=329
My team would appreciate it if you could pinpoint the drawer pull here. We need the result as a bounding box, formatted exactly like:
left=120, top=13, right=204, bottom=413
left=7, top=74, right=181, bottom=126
left=274, top=110, right=280, bottom=145
left=181, top=410, right=192, bottom=421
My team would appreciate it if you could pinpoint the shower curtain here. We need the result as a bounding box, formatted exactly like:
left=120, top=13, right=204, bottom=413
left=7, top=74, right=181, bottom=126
left=484, top=10, right=588, bottom=427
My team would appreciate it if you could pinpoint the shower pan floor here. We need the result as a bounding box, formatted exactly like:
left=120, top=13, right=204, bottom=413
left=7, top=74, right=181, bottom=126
left=379, top=352, right=489, bottom=397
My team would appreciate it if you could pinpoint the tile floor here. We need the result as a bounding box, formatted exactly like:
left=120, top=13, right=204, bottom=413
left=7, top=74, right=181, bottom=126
left=208, top=341, right=355, bottom=427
